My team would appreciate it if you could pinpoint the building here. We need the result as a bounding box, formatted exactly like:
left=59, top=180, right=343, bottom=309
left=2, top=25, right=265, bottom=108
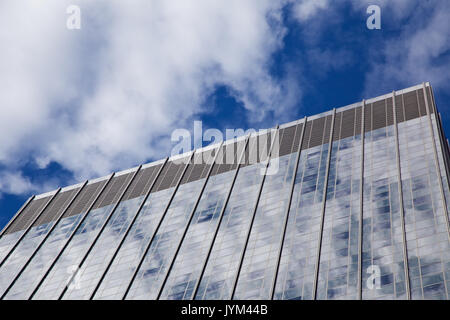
left=0, top=82, right=449, bottom=300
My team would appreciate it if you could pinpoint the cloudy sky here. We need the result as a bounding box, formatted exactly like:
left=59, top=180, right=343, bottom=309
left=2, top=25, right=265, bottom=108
left=0, top=0, right=449, bottom=228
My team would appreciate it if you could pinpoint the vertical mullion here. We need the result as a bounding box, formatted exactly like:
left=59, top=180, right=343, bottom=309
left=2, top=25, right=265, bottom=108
left=191, top=135, right=251, bottom=300
left=0, top=195, right=35, bottom=238
left=1, top=181, right=89, bottom=299
left=0, top=188, right=62, bottom=268
left=358, top=101, right=365, bottom=300
left=433, top=102, right=450, bottom=188
left=428, top=84, right=450, bottom=201
left=436, top=111, right=450, bottom=187
left=423, top=83, right=450, bottom=243
left=59, top=166, right=143, bottom=299
left=270, top=118, right=307, bottom=299
left=156, top=143, right=224, bottom=299
left=89, top=158, right=168, bottom=299
left=122, top=151, right=196, bottom=300
left=230, top=127, right=280, bottom=299
left=313, top=108, right=336, bottom=300
left=392, top=91, right=411, bottom=300
left=29, top=173, right=115, bottom=300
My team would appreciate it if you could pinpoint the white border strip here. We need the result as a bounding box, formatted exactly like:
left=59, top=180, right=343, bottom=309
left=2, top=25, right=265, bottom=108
left=34, top=189, right=58, bottom=200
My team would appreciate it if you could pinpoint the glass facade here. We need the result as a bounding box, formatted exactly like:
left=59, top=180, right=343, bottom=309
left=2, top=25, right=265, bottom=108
left=399, top=115, right=450, bottom=300
left=361, top=124, right=407, bottom=300
left=0, top=83, right=449, bottom=300
left=158, top=170, right=236, bottom=300
left=274, top=142, right=330, bottom=300
left=317, top=134, right=361, bottom=300
left=194, top=137, right=268, bottom=300
left=94, top=187, right=176, bottom=299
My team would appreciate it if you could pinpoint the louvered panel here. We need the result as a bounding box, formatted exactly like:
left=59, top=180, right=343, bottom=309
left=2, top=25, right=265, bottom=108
left=181, top=150, right=213, bottom=184
left=386, top=98, right=394, bottom=126
left=332, top=112, right=343, bottom=141
left=278, top=125, right=297, bottom=157
left=212, top=143, right=230, bottom=174
left=63, top=181, right=106, bottom=218
left=34, top=189, right=78, bottom=227
left=323, top=115, right=333, bottom=145
left=122, top=164, right=162, bottom=201
left=354, top=106, right=362, bottom=135
left=372, top=99, right=387, bottom=131
left=273, top=126, right=291, bottom=159
left=92, top=173, right=134, bottom=210
left=179, top=154, right=196, bottom=185
left=152, top=158, right=188, bottom=193
left=309, top=117, right=327, bottom=148
left=260, top=131, right=273, bottom=163
left=301, top=121, right=313, bottom=150
left=242, top=135, right=258, bottom=168
left=242, top=132, right=272, bottom=167
left=291, top=123, right=304, bottom=153
left=364, top=103, right=372, bottom=133
left=211, top=143, right=233, bottom=176
left=403, top=91, right=420, bottom=121
left=5, top=197, right=52, bottom=234
left=395, top=94, right=405, bottom=123
left=340, top=109, right=356, bottom=140
left=197, top=147, right=217, bottom=170
left=426, top=86, right=434, bottom=113
left=417, top=89, right=427, bottom=116
left=212, top=139, right=244, bottom=176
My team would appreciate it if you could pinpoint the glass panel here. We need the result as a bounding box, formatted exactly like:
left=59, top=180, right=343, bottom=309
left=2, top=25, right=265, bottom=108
left=61, top=196, right=145, bottom=299
left=92, top=187, right=175, bottom=300
left=361, top=125, right=407, bottom=300
left=0, top=220, right=57, bottom=296
left=158, top=170, right=235, bottom=300
left=32, top=204, right=114, bottom=299
left=194, top=162, right=266, bottom=299
left=399, top=116, right=450, bottom=300
left=125, top=179, right=205, bottom=300
left=316, top=135, right=362, bottom=300
left=233, top=152, right=297, bottom=299
left=272, top=141, right=329, bottom=300
left=0, top=231, right=26, bottom=263
left=3, top=212, right=85, bottom=299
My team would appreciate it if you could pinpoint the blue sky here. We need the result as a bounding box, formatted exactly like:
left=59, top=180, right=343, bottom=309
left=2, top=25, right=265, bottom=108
left=1, top=0, right=450, bottom=229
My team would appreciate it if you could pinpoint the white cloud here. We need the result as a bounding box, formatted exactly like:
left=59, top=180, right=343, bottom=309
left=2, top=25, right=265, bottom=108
left=0, top=169, right=66, bottom=201
left=0, top=171, right=61, bottom=197
left=0, top=0, right=300, bottom=193
left=0, top=172, right=35, bottom=196
left=2, top=0, right=448, bottom=198
left=287, top=0, right=450, bottom=97
left=349, top=0, right=415, bottom=20
left=292, top=0, right=329, bottom=22
left=362, top=1, right=450, bottom=96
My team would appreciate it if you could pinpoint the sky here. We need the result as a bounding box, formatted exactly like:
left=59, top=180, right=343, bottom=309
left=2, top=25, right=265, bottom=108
left=0, top=0, right=450, bottom=229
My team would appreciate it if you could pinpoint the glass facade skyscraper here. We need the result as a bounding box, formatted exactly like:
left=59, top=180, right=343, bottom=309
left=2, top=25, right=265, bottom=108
left=0, top=82, right=449, bottom=300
